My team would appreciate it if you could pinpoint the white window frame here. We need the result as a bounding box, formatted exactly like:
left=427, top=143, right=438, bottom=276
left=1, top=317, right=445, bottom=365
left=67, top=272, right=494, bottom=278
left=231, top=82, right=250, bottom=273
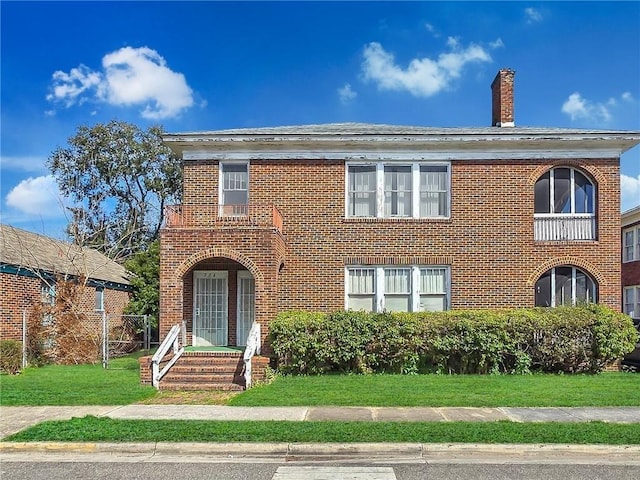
left=345, top=265, right=450, bottom=312
left=95, top=287, right=105, bottom=311
left=534, top=167, right=595, bottom=216
left=535, top=266, right=597, bottom=307
left=623, top=226, right=640, bottom=263
left=40, top=281, right=55, bottom=305
left=624, top=286, right=640, bottom=319
left=219, top=161, right=249, bottom=216
left=345, top=162, right=450, bottom=219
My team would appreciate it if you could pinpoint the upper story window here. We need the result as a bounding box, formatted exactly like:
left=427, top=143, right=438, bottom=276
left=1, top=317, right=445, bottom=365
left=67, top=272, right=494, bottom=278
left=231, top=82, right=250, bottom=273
left=534, top=266, right=597, bottom=307
left=347, top=162, right=450, bottom=219
left=220, top=163, right=248, bottom=215
left=623, top=226, right=640, bottom=262
left=346, top=265, right=450, bottom=312
left=534, top=167, right=596, bottom=241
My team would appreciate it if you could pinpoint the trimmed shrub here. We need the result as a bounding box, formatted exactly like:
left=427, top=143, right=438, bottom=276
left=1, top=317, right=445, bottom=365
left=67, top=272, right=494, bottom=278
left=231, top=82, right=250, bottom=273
left=0, top=340, right=23, bottom=375
left=269, top=305, right=638, bottom=375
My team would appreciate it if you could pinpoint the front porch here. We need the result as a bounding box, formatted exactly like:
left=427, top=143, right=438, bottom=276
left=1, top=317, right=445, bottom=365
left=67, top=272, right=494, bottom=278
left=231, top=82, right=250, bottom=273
left=140, top=349, right=270, bottom=391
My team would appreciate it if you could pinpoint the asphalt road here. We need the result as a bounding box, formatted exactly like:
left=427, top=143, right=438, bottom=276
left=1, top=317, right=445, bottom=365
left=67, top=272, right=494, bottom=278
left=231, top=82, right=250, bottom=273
left=2, top=459, right=639, bottom=480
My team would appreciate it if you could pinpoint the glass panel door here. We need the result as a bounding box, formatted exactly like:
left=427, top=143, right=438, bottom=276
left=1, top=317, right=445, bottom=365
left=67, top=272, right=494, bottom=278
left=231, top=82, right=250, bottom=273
left=237, top=271, right=255, bottom=346
left=193, top=271, right=228, bottom=346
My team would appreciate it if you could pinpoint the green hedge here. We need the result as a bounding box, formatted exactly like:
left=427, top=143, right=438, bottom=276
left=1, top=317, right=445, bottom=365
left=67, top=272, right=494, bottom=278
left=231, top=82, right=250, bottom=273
left=269, top=305, right=638, bottom=375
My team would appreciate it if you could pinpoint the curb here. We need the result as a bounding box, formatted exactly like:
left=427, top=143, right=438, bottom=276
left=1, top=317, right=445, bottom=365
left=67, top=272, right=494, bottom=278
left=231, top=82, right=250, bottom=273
left=2, top=441, right=640, bottom=459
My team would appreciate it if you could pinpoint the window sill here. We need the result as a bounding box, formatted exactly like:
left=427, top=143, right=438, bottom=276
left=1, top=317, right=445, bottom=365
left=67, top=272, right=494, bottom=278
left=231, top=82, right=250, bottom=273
left=343, top=216, right=451, bottom=224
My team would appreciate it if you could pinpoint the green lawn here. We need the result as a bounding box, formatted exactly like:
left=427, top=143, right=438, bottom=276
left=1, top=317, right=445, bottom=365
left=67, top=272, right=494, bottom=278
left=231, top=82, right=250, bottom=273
left=0, top=353, right=156, bottom=406
left=4, top=416, right=640, bottom=444
left=229, top=372, right=640, bottom=407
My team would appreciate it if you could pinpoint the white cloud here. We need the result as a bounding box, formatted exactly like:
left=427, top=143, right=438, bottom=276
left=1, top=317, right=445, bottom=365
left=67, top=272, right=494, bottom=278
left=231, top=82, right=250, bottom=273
left=47, top=65, right=102, bottom=107
left=338, top=83, right=357, bottom=104
left=47, top=46, right=194, bottom=119
left=562, top=91, right=635, bottom=124
left=489, top=38, right=505, bottom=49
left=621, top=174, right=640, bottom=211
left=0, top=155, right=47, bottom=173
left=561, top=92, right=611, bottom=123
left=425, top=23, right=439, bottom=37
left=5, top=175, right=65, bottom=217
left=361, top=39, right=491, bottom=97
left=525, top=7, right=543, bottom=23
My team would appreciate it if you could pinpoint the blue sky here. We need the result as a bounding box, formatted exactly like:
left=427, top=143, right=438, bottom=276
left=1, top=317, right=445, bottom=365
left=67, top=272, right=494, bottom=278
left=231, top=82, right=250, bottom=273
left=2, top=1, right=639, bottom=239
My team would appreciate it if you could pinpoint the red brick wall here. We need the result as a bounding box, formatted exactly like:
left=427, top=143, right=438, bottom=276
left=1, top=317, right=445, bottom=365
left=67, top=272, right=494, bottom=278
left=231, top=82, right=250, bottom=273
left=0, top=271, right=131, bottom=341
left=160, top=156, right=621, bottom=347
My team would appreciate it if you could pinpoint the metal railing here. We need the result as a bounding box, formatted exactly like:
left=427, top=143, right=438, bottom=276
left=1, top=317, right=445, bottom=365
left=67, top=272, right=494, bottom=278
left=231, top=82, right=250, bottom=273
left=243, top=322, right=261, bottom=389
left=164, top=204, right=283, bottom=233
left=151, top=323, right=185, bottom=388
left=534, top=214, right=596, bottom=241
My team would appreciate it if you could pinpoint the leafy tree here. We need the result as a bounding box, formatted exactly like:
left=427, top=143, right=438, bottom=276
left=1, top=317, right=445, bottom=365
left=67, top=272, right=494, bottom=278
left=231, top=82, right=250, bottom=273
left=48, top=120, right=182, bottom=261
left=124, top=240, right=160, bottom=331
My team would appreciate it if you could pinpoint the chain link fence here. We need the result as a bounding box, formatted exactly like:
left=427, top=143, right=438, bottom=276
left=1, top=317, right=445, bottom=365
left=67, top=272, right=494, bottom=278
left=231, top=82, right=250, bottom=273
left=20, top=310, right=155, bottom=369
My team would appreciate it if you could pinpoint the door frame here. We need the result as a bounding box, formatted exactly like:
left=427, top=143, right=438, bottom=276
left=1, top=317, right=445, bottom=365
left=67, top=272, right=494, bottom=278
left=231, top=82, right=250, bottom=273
left=192, top=270, right=228, bottom=346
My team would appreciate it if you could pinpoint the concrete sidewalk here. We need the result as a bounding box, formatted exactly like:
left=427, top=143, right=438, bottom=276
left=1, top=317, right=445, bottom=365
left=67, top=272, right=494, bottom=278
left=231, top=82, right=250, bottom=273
left=2, top=405, right=640, bottom=439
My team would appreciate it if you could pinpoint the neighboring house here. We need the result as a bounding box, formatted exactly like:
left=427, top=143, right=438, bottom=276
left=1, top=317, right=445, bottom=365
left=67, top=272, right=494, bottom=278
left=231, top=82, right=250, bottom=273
left=0, top=224, right=131, bottom=341
left=159, top=69, right=640, bottom=352
left=621, top=205, right=640, bottom=369
left=622, top=205, right=640, bottom=320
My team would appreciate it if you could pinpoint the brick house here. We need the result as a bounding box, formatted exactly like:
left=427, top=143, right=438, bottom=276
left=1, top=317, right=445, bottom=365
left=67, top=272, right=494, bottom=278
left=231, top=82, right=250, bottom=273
left=622, top=205, right=640, bottom=319
left=159, top=69, right=640, bottom=359
left=0, top=224, right=131, bottom=341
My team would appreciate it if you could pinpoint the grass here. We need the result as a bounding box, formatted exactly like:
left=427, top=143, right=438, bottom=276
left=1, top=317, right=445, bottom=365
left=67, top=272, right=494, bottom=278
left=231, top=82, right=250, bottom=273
left=229, top=372, right=640, bottom=407
left=4, top=416, right=640, bottom=444
left=0, top=352, right=156, bottom=406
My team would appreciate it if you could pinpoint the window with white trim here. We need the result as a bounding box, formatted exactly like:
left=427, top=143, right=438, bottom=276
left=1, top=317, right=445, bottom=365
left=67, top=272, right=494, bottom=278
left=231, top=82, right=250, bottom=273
left=95, top=287, right=104, bottom=311
left=346, top=268, right=376, bottom=311
left=623, top=286, right=640, bottom=319
left=419, top=267, right=449, bottom=311
left=534, top=266, right=597, bottom=307
left=346, top=162, right=450, bottom=219
left=534, top=167, right=595, bottom=215
left=346, top=266, right=450, bottom=312
left=623, top=226, right=640, bottom=262
left=220, top=163, right=248, bottom=215
left=40, top=281, right=55, bottom=305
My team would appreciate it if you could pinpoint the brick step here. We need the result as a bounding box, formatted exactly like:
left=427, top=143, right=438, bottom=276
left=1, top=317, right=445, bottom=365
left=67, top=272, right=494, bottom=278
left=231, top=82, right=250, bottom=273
left=168, top=365, right=242, bottom=374
left=162, top=372, right=242, bottom=383
left=160, top=382, right=244, bottom=392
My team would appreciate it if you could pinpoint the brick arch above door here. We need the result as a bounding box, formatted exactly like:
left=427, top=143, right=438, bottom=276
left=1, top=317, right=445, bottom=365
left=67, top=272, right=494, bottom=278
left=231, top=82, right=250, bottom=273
left=175, top=246, right=265, bottom=290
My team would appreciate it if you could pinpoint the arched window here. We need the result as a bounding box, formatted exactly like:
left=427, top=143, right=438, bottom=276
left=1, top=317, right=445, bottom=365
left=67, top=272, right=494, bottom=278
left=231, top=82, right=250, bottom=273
left=534, top=167, right=596, bottom=241
left=534, top=167, right=594, bottom=214
left=534, top=266, right=597, bottom=307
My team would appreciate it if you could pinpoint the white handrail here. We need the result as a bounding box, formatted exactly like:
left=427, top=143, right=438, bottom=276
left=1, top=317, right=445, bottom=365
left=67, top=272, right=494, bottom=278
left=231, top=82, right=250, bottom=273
left=151, top=323, right=184, bottom=388
left=243, top=322, right=261, bottom=389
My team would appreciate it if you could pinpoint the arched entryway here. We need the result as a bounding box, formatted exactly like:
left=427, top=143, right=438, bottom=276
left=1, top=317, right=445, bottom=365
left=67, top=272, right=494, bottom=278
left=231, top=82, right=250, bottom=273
left=187, top=258, right=256, bottom=347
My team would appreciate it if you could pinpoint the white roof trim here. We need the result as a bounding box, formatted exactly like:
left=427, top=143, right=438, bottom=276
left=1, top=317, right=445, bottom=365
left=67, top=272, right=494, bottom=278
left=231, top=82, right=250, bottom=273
left=183, top=149, right=626, bottom=161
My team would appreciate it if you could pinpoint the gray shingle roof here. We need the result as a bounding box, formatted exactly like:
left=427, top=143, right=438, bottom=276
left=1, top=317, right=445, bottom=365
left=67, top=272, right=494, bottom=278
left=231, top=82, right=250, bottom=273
left=0, top=224, right=130, bottom=287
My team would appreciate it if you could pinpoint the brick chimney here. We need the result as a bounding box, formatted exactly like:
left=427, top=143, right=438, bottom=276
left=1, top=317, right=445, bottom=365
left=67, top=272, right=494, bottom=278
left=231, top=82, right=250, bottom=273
left=491, top=68, right=515, bottom=127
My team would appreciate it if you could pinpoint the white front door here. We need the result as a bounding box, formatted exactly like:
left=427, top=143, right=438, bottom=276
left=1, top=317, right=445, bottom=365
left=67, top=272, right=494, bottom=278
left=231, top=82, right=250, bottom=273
left=237, top=271, right=255, bottom=346
left=193, top=271, right=228, bottom=346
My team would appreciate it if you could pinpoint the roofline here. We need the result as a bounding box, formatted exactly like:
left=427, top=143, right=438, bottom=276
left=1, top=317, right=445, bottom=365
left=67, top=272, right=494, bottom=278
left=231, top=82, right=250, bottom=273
left=0, top=264, right=132, bottom=291
left=163, top=126, right=640, bottom=161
